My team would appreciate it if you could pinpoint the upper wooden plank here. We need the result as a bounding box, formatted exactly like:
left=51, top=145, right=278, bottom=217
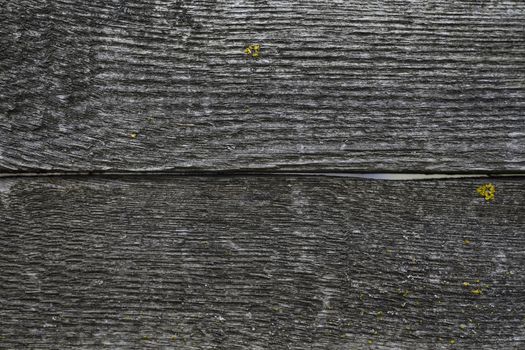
left=0, top=176, right=524, bottom=348
left=1, top=0, right=524, bottom=173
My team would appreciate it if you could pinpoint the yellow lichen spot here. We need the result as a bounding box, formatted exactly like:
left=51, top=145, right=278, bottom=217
left=271, top=306, right=282, bottom=313
left=130, top=132, right=138, bottom=139
left=376, top=311, right=383, bottom=318
left=471, top=289, right=482, bottom=295
left=476, top=183, right=495, bottom=201
left=475, top=279, right=480, bottom=283
left=450, top=339, right=456, bottom=345
left=463, top=239, right=471, bottom=245
left=459, top=324, right=467, bottom=330
left=170, top=336, right=177, bottom=342
left=142, top=336, right=150, bottom=341
left=367, top=339, right=373, bottom=345
left=462, top=282, right=470, bottom=287
left=244, top=44, right=261, bottom=58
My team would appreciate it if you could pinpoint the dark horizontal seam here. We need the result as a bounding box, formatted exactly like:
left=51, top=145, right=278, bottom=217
left=0, top=170, right=524, bottom=180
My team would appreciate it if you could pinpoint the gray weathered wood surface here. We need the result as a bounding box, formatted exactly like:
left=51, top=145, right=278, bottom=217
left=1, top=176, right=524, bottom=349
left=1, top=0, right=525, bottom=173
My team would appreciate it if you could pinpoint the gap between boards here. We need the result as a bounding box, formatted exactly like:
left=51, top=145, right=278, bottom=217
left=0, top=172, right=524, bottom=180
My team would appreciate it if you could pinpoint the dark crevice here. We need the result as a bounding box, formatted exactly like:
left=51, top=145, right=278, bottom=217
left=0, top=171, right=524, bottom=180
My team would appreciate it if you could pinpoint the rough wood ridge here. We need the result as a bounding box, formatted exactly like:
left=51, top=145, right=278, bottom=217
left=1, top=176, right=524, bottom=349
left=1, top=0, right=525, bottom=173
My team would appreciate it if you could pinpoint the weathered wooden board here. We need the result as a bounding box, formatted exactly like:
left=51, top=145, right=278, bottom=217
left=1, top=1, right=524, bottom=173
left=1, top=176, right=523, bottom=349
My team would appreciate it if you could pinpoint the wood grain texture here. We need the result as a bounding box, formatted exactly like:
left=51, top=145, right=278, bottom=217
left=1, top=0, right=525, bottom=173
left=1, top=175, right=524, bottom=349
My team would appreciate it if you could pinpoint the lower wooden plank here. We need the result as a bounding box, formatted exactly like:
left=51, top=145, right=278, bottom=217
left=0, top=176, right=524, bottom=349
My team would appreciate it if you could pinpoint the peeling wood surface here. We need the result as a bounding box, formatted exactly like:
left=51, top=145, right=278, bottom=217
left=1, top=176, right=524, bottom=349
left=1, top=0, right=525, bottom=173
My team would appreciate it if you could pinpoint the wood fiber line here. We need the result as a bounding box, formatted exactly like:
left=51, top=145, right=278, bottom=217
left=1, top=0, right=525, bottom=173
left=0, top=176, right=524, bottom=349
